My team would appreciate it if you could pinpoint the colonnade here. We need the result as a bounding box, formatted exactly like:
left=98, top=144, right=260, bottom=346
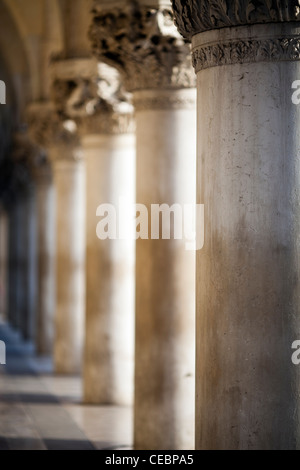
left=1, top=0, right=300, bottom=450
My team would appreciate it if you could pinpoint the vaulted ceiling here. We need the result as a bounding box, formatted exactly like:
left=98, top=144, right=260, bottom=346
left=0, top=0, right=93, bottom=201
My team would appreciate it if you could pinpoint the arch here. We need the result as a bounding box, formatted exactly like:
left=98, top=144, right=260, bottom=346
left=0, top=0, right=30, bottom=120
left=0, top=0, right=65, bottom=107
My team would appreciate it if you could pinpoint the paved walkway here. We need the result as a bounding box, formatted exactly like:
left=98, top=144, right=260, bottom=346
left=0, top=323, right=133, bottom=450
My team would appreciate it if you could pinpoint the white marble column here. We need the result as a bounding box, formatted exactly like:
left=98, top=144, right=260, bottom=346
left=83, top=131, right=135, bottom=405
left=34, top=159, right=56, bottom=356
left=173, top=0, right=300, bottom=450
left=28, top=103, right=86, bottom=374
left=51, top=59, right=136, bottom=403
left=51, top=145, right=86, bottom=374
left=81, top=101, right=136, bottom=405
left=90, top=0, right=196, bottom=449
left=134, top=88, right=196, bottom=450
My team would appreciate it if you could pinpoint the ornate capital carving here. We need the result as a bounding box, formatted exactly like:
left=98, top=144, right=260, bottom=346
left=51, top=59, right=135, bottom=135
left=26, top=102, right=81, bottom=163
left=172, top=0, right=300, bottom=41
left=89, top=0, right=196, bottom=92
left=192, top=23, right=300, bottom=72
left=51, top=58, right=99, bottom=120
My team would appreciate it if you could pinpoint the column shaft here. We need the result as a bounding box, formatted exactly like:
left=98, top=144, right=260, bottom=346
left=134, top=89, right=196, bottom=450
left=8, top=201, right=23, bottom=331
left=36, top=176, right=56, bottom=355
left=89, top=1, right=197, bottom=448
left=194, top=23, right=300, bottom=450
left=52, top=154, right=86, bottom=374
left=21, top=191, right=37, bottom=341
left=83, top=133, right=136, bottom=405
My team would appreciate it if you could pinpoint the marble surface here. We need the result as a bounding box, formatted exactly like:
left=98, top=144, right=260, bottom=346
left=0, top=324, right=133, bottom=450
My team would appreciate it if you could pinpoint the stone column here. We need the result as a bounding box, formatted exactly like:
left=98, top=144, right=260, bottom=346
left=83, top=129, right=136, bottom=405
left=52, top=144, right=86, bottom=374
left=10, top=133, right=38, bottom=341
left=21, top=186, right=37, bottom=341
left=7, top=198, right=23, bottom=331
left=33, top=155, right=56, bottom=356
left=172, top=0, right=300, bottom=450
left=90, top=0, right=196, bottom=449
left=28, top=103, right=86, bottom=374
left=82, top=66, right=136, bottom=406
left=28, top=107, right=57, bottom=355
left=51, top=58, right=136, bottom=404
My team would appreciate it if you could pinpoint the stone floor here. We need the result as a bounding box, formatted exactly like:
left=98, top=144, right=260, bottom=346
left=0, top=323, right=133, bottom=450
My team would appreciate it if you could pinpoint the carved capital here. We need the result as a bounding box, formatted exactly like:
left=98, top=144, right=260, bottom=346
left=51, top=58, right=99, bottom=120
left=26, top=102, right=81, bottom=163
left=89, top=0, right=196, bottom=92
left=51, top=59, right=135, bottom=135
left=27, top=103, right=81, bottom=165
left=172, top=0, right=300, bottom=41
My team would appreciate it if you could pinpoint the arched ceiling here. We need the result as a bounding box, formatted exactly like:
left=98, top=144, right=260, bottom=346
left=0, top=0, right=29, bottom=120
left=0, top=0, right=64, bottom=203
left=0, top=0, right=64, bottom=113
left=0, top=0, right=94, bottom=117
left=0, top=0, right=94, bottom=199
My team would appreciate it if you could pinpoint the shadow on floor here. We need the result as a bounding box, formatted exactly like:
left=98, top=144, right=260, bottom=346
left=0, top=323, right=133, bottom=451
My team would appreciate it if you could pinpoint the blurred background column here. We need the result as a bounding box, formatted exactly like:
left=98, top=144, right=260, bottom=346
left=172, top=0, right=300, bottom=450
left=51, top=140, right=85, bottom=374
left=26, top=116, right=57, bottom=357
left=10, top=132, right=38, bottom=342
left=28, top=105, right=56, bottom=357
left=7, top=197, right=23, bottom=331
left=34, top=157, right=55, bottom=356
left=80, top=64, right=136, bottom=406
left=28, top=103, right=85, bottom=374
left=21, top=184, right=37, bottom=341
left=90, top=0, right=196, bottom=450
left=51, top=57, right=136, bottom=405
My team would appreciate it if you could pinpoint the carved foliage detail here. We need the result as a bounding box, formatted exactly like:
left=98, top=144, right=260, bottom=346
left=89, top=0, right=195, bottom=91
left=192, top=36, right=300, bottom=71
left=171, top=0, right=300, bottom=39
left=51, top=61, right=135, bottom=135
left=26, top=104, right=80, bottom=158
